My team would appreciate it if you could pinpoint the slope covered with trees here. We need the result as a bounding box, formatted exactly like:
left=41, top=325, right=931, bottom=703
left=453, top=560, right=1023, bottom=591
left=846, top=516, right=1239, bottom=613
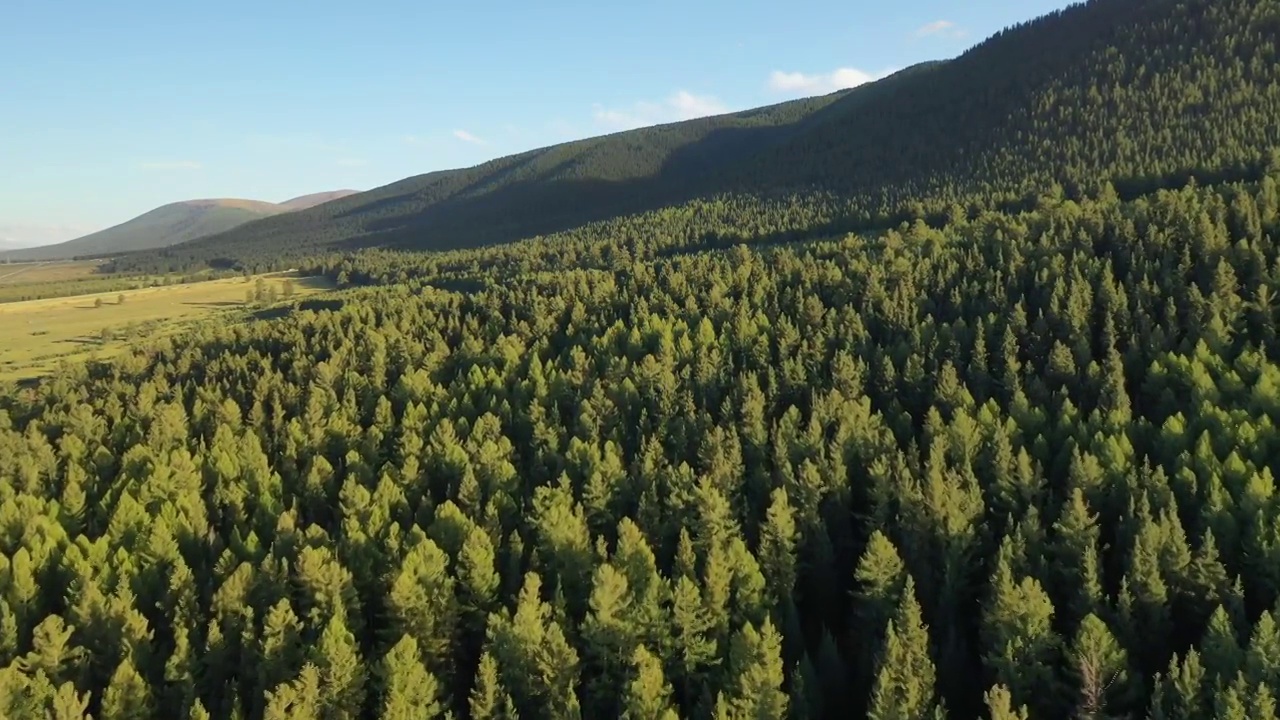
left=4, top=1, right=1280, bottom=719
left=112, top=0, right=1280, bottom=274
left=4, top=164, right=1280, bottom=719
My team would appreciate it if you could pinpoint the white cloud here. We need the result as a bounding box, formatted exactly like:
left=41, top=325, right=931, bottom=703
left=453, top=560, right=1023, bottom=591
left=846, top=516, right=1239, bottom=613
left=766, top=67, right=892, bottom=97
left=452, top=129, right=487, bottom=146
left=668, top=90, right=729, bottom=119
left=593, top=90, right=730, bottom=131
left=138, top=160, right=202, bottom=171
left=915, top=20, right=967, bottom=38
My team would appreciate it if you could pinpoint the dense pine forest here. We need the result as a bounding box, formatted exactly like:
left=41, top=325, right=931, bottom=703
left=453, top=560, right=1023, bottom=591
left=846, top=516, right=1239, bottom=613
left=5, top=0, right=1280, bottom=718
left=5, top=166, right=1280, bottom=719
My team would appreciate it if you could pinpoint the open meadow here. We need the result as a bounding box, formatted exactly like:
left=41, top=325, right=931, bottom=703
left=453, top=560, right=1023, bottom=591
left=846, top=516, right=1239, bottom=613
left=0, top=259, right=108, bottom=285
left=0, top=259, right=228, bottom=303
left=0, top=273, right=331, bottom=383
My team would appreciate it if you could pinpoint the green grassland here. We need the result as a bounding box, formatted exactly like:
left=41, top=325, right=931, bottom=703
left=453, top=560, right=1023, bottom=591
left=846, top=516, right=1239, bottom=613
left=0, top=259, right=235, bottom=303
left=0, top=273, right=331, bottom=383
left=0, top=260, right=107, bottom=285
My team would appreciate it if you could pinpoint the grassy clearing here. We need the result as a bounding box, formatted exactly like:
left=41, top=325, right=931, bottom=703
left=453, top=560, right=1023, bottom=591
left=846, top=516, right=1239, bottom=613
left=0, top=273, right=332, bottom=383
left=0, top=259, right=109, bottom=286
left=0, top=259, right=225, bottom=304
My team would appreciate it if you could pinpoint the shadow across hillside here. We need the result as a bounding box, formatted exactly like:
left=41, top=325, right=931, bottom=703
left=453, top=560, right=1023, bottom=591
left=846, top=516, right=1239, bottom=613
left=329, top=86, right=905, bottom=254
left=106, top=0, right=1280, bottom=277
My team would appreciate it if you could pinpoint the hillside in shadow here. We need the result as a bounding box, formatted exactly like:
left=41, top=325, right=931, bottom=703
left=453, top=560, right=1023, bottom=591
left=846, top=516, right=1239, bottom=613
left=110, top=0, right=1280, bottom=273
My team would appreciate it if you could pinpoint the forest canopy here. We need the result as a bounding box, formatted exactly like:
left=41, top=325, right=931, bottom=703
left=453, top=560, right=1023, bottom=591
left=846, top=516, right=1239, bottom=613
left=5, top=1, right=1280, bottom=719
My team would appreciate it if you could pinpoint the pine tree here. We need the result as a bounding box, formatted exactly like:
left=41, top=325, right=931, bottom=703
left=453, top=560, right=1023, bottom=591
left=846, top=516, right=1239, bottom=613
left=1069, top=614, right=1133, bottom=718
left=263, top=664, right=322, bottom=720
left=311, top=609, right=366, bottom=720
left=458, top=526, right=501, bottom=620
left=622, top=645, right=680, bottom=720
left=1201, top=605, right=1243, bottom=691
left=1052, top=488, right=1104, bottom=624
left=1148, top=651, right=1207, bottom=720
left=718, top=619, right=788, bottom=720
left=867, top=578, right=939, bottom=720
left=378, top=634, right=446, bottom=720
left=48, top=681, right=92, bottom=720
left=983, top=684, right=1030, bottom=720
left=257, top=598, right=304, bottom=709
left=488, top=572, right=583, bottom=720
left=853, top=530, right=909, bottom=693
left=758, top=486, right=799, bottom=609
left=1245, top=609, right=1280, bottom=695
left=670, top=574, right=718, bottom=705
left=1210, top=673, right=1250, bottom=720
left=99, top=654, right=155, bottom=720
left=469, top=651, right=519, bottom=720
left=981, top=556, right=1059, bottom=716
left=187, top=698, right=212, bottom=720
left=387, top=536, right=458, bottom=677
left=582, top=563, right=639, bottom=717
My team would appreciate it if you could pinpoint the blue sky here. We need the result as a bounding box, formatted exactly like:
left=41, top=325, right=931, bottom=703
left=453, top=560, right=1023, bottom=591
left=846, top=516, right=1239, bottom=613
left=0, top=0, right=1072, bottom=246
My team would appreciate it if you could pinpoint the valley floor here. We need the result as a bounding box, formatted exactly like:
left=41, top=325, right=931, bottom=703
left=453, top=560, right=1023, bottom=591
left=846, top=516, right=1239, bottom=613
left=0, top=272, right=331, bottom=383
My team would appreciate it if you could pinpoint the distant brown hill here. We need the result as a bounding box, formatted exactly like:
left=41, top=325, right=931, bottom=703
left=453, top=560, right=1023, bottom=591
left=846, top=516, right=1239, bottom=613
left=278, top=190, right=359, bottom=211
left=0, top=191, right=359, bottom=262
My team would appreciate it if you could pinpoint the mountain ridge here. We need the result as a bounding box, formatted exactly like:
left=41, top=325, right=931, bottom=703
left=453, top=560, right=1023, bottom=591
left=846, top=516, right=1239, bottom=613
left=1, top=190, right=360, bottom=262
left=110, top=0, right=1280, bottom=273
left=279, top=190, right=360, bottom=211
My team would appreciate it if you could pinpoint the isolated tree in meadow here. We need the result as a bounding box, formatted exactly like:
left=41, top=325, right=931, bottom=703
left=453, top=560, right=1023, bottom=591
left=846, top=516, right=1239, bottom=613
left=117, top=293, right=126, bottom=305
left=94, top=297, right=103, bottom=308
left=283, top=279, right=296, bottom=298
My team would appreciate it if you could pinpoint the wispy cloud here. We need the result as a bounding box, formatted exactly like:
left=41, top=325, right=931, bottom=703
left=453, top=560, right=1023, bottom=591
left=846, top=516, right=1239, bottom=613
left=593, top=90, right=729, bottom=131
left=766, top=67, right=893, bottom=97
left=138, top=160, right=202, bottom=171
left=915, top=20, right=967, bottom=38
left=453, top=129, right=487, bottom=146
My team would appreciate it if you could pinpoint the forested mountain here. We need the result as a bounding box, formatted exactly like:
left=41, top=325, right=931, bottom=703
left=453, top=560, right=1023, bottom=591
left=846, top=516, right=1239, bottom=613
left=111, top=89, right=849, bottom=273
left=112, top=0, right=1280, bottom=274
left=6, top=1, right=1280, bottom=719
left=4, top=163, right=1280, bottom=719
left=3, top=192, right=357, bottom=262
